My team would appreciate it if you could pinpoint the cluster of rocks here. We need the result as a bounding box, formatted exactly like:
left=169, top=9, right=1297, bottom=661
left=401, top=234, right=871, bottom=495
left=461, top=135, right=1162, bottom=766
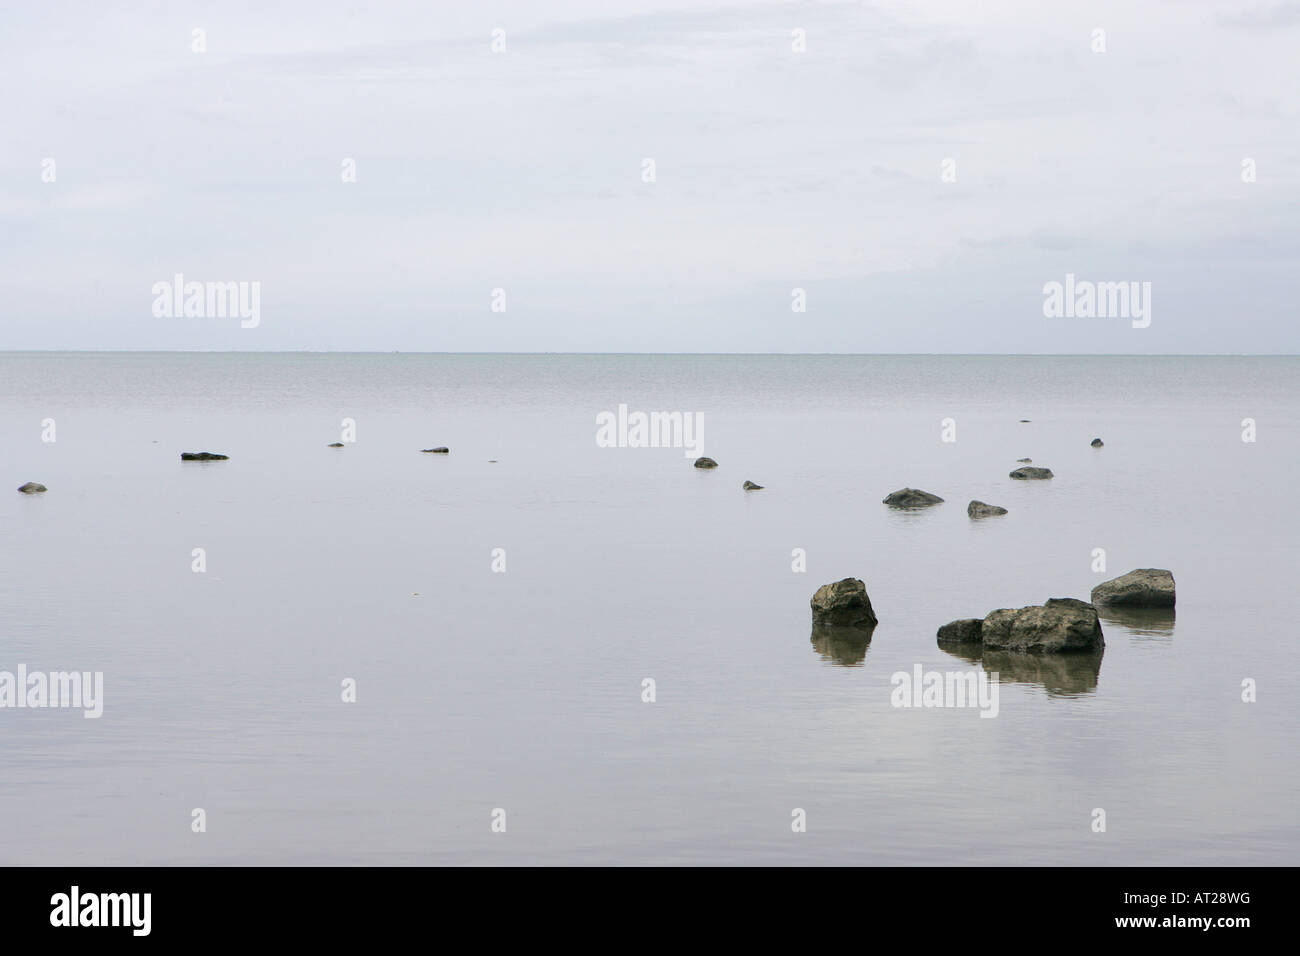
left=933, top=569, right=1174, bottom=654
left=937, top=598, right=1104, bottom=653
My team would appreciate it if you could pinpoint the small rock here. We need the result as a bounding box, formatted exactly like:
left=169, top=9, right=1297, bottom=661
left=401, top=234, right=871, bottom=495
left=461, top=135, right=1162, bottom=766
left=1016, top=458, right=1032, bottom=463
left=1019, top=419, right=1031, bottom=423
left=17, top=482, right=47, bottom=494
left=742, top=480, right=763, bottom=491
left=181, top=452, right=228, bottom=461
left=1009, top=466, right=1053, bottom=480
left=810, top=578, right=878, bottom=628
left=981, top=598, right=1104, bottom=653
left=883, top=487, right=944, bottom=507
left=936, top=618, right=983, bottom=645
left=420, top=447, right=450, bottom=454
left=967, top=500, right=1008, bottom=517
left=1091, top=438, right=1104, bottom=447
left=328, top=442, right=344, bottom=447
left=693, top=457, right=718, bottom=469
left=1091, top=569, right=1175, bottom=608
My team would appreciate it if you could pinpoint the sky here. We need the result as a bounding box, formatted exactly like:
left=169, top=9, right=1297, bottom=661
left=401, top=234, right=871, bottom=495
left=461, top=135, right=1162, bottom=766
left=1, top=0, right=1297, bottom=353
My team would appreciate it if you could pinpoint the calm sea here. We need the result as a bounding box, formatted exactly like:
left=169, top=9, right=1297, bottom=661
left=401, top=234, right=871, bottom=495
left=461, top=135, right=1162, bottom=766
left=1, top=353, right=1297, bottom=865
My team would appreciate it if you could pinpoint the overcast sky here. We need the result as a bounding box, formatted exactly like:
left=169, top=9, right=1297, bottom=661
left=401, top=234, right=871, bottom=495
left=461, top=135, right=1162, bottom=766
left=2, top=0, right=1297, bottom=352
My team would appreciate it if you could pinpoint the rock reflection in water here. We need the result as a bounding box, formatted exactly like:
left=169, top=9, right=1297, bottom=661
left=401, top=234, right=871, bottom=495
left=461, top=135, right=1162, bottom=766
left=1098, top=606, right=1176, bottom=640
left=939, top=646, right=1104, bottom=698
left=810, top=624, right=875, bottom=666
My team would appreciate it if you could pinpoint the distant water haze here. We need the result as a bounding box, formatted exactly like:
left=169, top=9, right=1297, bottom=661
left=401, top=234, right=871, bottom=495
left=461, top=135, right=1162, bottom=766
left=1, top=353, right=1297, bottom=864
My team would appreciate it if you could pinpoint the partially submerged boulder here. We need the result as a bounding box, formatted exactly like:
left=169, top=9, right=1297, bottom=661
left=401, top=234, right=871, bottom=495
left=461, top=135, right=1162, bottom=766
left=936, top=618, right=983, bottom=645
left=17, top=482, right=47, bottom=494
left=420, top=447, right=450, bottom=454
left=1009, top=466, right=1053, bottom=479
left=1091, top=569, right=1175, bottom=608
left=810, top=578, right=878, bottom=628
left=967, top=500, right=1008, bottom=517
left=328, top=442, right=344, bottom=447
left=181, top=452, right=228, bottom=461
left=981, top=598, right=1103, bottom=653
left=1090, top=438, right=1104, bottom=448
left=742, top=480, right=763, bottom=490
left=883, top=487, right=943, bottom=507
left=693, top=457, right=718, bottom=469
left=1016, top=458, right=1032, bottom=463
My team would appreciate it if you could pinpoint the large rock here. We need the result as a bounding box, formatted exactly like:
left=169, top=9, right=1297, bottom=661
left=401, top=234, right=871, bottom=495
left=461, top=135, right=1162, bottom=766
left=1009, top=466, right=1053, bottom=479
left=810, top=578, right=878, bottom=628
left=1091, top=569, right=1175, bottom=608
left=1091, top=438, right=1104, bottom=448
left=936, top=618, right=983, bottom=645
left=693, top=457, right=718, bottom=469
left=883, top=487, right=943, bottom=507
left=181, top=452, right=228, bottom=461
left=967, top=500, right=1007, bottom=517
left=17, top=482, right=47, bottom=494
left=980, top=598, right=1103, bottom=653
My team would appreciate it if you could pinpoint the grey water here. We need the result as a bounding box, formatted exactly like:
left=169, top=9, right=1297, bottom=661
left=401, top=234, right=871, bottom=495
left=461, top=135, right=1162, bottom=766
left=1, top=352, right=1297, bottom=865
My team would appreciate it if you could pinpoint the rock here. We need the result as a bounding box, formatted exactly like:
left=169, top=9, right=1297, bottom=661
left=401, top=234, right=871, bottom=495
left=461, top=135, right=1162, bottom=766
left=1016, top=458, right=1032, bottom=463
left=1009, top=466, right=1053, bottom=479
left=883, top=487, right=944, bottom=507
left=742, top=480, right=763, bottom=490
left=936, top=618, right=983, bottom=645
left=810, top=578, right=878, bottom=628
left=1090, top=569, right=1175, bottom=608
left=420, top=447, right=449, bottom=454
left=967, top=500, right=1008, bottom=517
left=1019, top=419, right=1030, bottom=423
left=693, top=457, right=718, bottom=469
left=17, top=482, right=47, bottom=494
left=181, top=452, right=228, bottom=461
left=1091, top=438, right=1104, bottom=447
left=328, top=442, right=344, bottom=447
left=980, top=598, right=1103, bottom=653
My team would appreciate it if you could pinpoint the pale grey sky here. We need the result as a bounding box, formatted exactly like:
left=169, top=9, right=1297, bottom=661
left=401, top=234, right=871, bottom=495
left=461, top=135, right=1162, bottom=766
left=2, top=0, right=1297, bottom=352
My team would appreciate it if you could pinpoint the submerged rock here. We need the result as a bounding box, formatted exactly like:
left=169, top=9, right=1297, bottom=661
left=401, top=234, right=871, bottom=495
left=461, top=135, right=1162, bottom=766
left=742, top=480, right=763, bottom=491
left=936, top=618, right=983, bottom=645
left=980, top=598, right=1103, bottom=653
left=1009, top=466, right=1053, bottom=479
left=1091, top=438, right=1104, bottom=448
left=1091, top=568, right=1175, bottom=608
left=693, top=457, right=718, bottom=469
left=17, top=482, right=47, bottom=494
left=420, top=447, right=450, bottom=454
left=181, top=452, right=228, bottom=461
left=810, top=578, right=878, bottom=628
left=883, top=487, right=944, bottom=507
left=967, top=500, right=1008, bottom=517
